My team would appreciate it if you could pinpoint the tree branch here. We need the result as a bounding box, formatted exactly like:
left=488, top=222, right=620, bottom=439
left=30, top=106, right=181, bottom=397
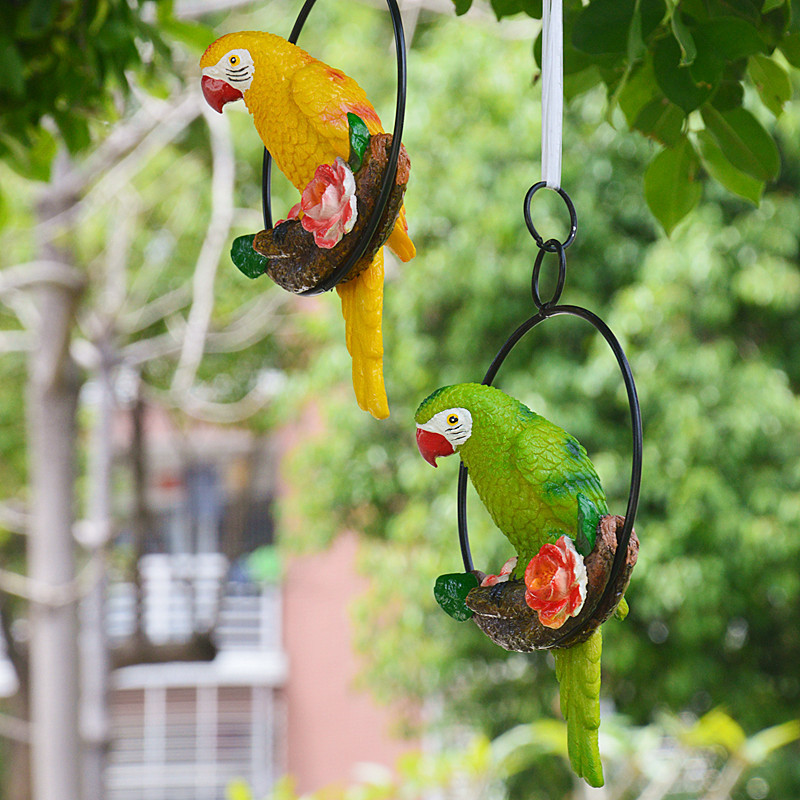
left=119, top=285, right=192, bottom=335
left=0, top=262, right=87, bottom=297
left=32, top=92, right=203, bottom=242
left=0, top=332, right=31, bottom=354
left=0, top=501, right=29, bottom=535
left=0, top=553, right=102, bottom=608
left=170, top=103, right=236, bottom=397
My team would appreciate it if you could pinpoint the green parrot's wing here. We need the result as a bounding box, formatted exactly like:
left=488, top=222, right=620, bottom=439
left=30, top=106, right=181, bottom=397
left=290, top=61, right=383, bottom=158
left=554, top=629, right=604, bottom=787
left=511, top=416, right=608, bottom=521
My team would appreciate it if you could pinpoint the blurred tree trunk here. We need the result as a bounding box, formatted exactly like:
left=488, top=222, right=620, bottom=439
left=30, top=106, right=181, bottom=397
left=26, top=162, right=85, bottom=800
left=1, top=596, right=31, bottom=800
left=79, top=342, right=114, bottom=800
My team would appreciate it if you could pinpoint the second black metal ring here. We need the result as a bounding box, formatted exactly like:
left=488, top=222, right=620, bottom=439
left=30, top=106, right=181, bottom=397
left=457, top=303, right=643, bottom=649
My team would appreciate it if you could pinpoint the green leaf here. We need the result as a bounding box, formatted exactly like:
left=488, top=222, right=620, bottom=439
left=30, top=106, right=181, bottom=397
left=618, top=59, right=660, bottom=124
left=779, top=31, right=800, bottom=67
left=347, top=113, right=370, bottom=173
left=628, top=0, right=645, bottom=60
left=231, top=234, right=268, bottom=280
left=520, top=0, right=543, bottom=16
left=0, top=35, right=26, bottom=98
left=27, top=0, right=58, bottom=32
left=490, top=0, right=540, bottom=19
left=433, top=573, right=478, bottom=621
left=762, top=0, right=785, bottom=11
left=452, top=0, right=474, bottom=16
left=696, top=130, right=764, bottom=204
left=681, top=709, right=746, bottom=753
left=748, top=54, right=792, bottom=116
left=670, top=11, right=697, bottom=66
left=701, top=105, right=780, bottom=182
left=161, top=18, right=217, bottom=53
left=693, top=19, right=767, bottom=62
left=52, top=111, right=91, bottom=153
left=743, top=720, right=800, bottom=763
left=573, top=0, right=635, bottom=55
left=653, top=35, right=713, bottom=112
left=710, top=80, right=745, bottom=111
left=643, top=137, right=702, bottom=234
left=575, top=495, right=601, bottom=556
left=225, top=779, right=254, bottom=800
left=640, top=0, right=667, bottom=39
left=564, top=65, right=603, bottom=101
left=0, top=127, right=57, bottom=182
left=633, top=97, right=685, bottom=146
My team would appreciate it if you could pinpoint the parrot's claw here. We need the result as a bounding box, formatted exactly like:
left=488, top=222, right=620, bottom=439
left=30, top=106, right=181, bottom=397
left=465, top=515, right=638, bottom=652
left=252, top=133, right=410, bottom=294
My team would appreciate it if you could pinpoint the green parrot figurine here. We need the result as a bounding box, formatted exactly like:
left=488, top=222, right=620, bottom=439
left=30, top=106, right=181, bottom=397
left=415, top=382, right=613, bottom=787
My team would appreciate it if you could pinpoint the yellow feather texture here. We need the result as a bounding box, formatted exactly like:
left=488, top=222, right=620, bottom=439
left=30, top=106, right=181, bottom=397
left=336, top=250, right=388, bottom=419
left=201, top=32, right=415, bottom=418
left=553, top=629, right=604, bottom=787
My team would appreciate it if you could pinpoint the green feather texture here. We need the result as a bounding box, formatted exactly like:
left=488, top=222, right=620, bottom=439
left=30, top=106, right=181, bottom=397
left=554, top=629, right=604, bottom=787
left=415, top=383, right=608, bottom=569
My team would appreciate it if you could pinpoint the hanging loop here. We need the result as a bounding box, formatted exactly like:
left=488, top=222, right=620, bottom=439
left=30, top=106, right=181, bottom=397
left=531, top=239, right=566, bottom=309
left=524, top=181, right=577, bottom=252
left=261, top=0, right=408, bottom=295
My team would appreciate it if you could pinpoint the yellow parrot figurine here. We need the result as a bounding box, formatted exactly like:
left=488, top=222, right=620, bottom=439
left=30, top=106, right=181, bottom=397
left=200, top=31, right=416, bottom=420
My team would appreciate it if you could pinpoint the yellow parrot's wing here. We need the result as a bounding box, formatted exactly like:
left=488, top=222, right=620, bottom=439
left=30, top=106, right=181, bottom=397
left=291, top=60, right=415, bottom=262
left=291, top=60, right=384, bottom=153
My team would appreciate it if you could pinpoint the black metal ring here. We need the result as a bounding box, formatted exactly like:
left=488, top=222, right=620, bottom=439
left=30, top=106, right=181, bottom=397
left=524, top=182, right=578, bottom=252
left=457, top=304, right=642, bottom=648
left=531, top=239, right=566, bottom=309
left=261, top=0, right=407, bottom=296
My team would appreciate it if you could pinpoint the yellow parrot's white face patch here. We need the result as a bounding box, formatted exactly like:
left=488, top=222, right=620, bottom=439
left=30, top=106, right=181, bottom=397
left=202, top=48, right=256, bottom=93
left=417, top=407, right=473, bottom=448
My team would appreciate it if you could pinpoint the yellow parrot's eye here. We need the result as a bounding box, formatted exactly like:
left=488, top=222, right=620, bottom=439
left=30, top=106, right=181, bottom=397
left=447, top=414, right=459, bottom=425
left=229, top=55, right=239, bottom=66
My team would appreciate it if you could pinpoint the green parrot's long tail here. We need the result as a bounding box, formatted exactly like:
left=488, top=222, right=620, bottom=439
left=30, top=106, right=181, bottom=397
left=553, top=629, right=604, bottom=787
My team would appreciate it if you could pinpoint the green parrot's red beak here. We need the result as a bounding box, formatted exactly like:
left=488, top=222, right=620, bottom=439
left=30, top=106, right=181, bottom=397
left=416, top=426, right=454, bottom=467
left=201, top=75, right=243, bottom=113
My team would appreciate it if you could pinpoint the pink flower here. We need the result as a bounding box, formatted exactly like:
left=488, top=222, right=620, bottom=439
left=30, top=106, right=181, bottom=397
left=524, top=535, right=587, bottom=629
left=480, top=556, right=518, bottom=587
left=300, top=157, right=358, bottom=248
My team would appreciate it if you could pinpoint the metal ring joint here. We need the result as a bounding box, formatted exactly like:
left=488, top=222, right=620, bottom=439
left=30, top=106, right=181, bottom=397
left=531, top=239, right=566, bottom=309
left=524, top=181, right=578, bottom=252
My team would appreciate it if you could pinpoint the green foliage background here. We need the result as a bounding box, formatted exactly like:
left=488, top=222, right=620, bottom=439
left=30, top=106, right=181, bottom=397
left=274, top=3, right=800, bottom=796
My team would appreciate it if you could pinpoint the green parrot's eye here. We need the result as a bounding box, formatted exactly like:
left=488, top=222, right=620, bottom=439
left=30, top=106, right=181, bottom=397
left=447, top=414, right=459, bottom=425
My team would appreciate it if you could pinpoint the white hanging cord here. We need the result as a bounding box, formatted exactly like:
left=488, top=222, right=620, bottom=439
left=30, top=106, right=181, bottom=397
left=540, top=0, right=563, bottom=189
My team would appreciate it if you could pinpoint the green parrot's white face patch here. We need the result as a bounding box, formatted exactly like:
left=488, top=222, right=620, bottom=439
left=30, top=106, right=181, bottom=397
left=202, top=48, right=256, bottom=92
left=418, top=407, right=473, bottom=448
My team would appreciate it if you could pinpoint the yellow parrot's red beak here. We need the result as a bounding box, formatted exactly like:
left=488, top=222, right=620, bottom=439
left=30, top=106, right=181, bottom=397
left=201, top=75, right=243, bottom=113
left=416, top=427, right=455, bottom=467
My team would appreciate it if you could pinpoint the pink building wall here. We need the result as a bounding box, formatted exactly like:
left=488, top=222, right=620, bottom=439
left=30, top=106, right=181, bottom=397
left=282, top=532, right=417, bottom=795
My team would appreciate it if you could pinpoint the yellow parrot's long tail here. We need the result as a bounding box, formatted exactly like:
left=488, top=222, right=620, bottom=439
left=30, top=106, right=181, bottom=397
left=386, top=208, right=416, bottom=263
left=553, top=628, right=604, bottom=787
left=336, top=249, right=389, bottom=419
